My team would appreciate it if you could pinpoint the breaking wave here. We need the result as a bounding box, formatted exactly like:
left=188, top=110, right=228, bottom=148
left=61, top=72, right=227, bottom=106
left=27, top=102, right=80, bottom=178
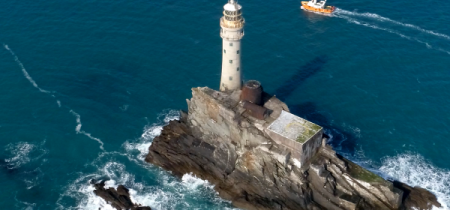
left=58, top=162, right=234, bottom=210
left=58, top=110, right=235, bottom=210
left=379, top=153, right=450, bottom=210
left=123, top=109, right=180, bottom=162
left=327, top=129, right=449, bottom=209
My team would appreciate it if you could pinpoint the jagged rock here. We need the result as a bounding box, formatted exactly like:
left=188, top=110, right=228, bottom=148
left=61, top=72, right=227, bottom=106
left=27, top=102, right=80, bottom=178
left=393, top=181, right=442, bottom=210
left=91, top=180, right=151, bottom=210
left=146, top=87, right=440, bottom=210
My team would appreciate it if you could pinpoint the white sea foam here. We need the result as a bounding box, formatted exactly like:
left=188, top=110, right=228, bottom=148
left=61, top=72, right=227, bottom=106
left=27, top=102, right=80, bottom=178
left=160, top=109, right=181, bottom=123
left=62, top=177, right=117, bottom=210
left=4, top=143, right=35, bottom=170
left=124, top=109, right=180, bottom=161
left=3, top=44, right=53, bottom=95
left=57, top=162, right=145, bottom=210
left=334, top=9, right=450, bottom=41
left=4, top=141, right=47, bottom=191
left=328, top=130, right=450, bottom=209
left=4, top=141, right=47, bottom=170
left=59, top=110, right=235, bottom=209
left=58, top=160, right=233, bottom=210
left=379, top=153, right=450, bottom=210
left=123, top=124, right=163, bottom=162
left=182, top=173, right=214, bottom=190
left=70, top=110, right=105, bottom=151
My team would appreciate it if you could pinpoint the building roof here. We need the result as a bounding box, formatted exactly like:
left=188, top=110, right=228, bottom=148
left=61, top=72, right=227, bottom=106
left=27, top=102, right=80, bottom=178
left=266, top=110, right=322, bottom=143
left=224, top=2, right=242, bottom=11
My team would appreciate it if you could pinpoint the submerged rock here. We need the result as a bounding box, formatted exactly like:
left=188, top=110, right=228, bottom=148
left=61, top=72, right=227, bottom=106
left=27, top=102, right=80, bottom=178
left=146, top=87, right=440, bottom=210
left=91, top=180, right=151, bottom=210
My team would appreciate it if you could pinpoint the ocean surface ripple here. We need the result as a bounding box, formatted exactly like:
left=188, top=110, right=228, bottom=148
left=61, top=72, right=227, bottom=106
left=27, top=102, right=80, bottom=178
left=0, top=0, right=449, bottom=209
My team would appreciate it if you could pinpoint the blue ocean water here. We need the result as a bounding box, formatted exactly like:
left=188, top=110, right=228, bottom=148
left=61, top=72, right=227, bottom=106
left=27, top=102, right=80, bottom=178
left=1, top=0, right=450, bottom=209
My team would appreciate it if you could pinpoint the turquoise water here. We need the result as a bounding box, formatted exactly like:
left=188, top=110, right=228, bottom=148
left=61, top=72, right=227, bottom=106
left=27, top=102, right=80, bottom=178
left=1, top=0, right=450, bottom=209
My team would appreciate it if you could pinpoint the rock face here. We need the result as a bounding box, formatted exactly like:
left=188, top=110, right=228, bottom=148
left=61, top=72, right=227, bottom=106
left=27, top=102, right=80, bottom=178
left=146, top=87, right=440, bottom=210
left=393, top=181, right=442, bottom=210
left=92, top=180, right=152, bottom=210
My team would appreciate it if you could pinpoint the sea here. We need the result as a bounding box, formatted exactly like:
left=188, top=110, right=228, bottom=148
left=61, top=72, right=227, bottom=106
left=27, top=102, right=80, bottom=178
left=0, top=0, right=449, bottom=209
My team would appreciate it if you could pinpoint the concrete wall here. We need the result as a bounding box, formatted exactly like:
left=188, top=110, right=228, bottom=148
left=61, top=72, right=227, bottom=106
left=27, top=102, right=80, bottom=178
left=300, top=130, right=323, bottom=165
left=264, top=128, right=323, bottom=168
left=220, top=27, right=243, bottom=91
left=190, top=87, right=323, bottom=169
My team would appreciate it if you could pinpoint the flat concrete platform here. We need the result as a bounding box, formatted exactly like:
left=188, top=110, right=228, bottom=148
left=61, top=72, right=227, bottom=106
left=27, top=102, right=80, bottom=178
left=266, top=110, right=322, bottom=144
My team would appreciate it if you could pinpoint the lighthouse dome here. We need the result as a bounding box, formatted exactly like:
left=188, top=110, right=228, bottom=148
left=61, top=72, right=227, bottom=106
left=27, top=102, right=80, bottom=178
left=224, top=0, right=242, bottom=11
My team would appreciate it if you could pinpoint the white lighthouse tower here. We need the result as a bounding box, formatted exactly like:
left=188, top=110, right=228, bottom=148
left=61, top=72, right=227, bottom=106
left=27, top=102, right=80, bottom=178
left=220, top=0, right=245, bottom=92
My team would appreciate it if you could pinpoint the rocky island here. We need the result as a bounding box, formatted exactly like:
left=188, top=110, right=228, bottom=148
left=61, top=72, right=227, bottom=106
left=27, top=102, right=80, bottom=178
left=139, top=1, right=440, bottom=209
left=145, top=82, right=441, bottom=210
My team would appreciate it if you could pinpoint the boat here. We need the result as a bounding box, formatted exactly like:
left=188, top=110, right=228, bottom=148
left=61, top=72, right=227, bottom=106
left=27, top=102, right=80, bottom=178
left=301, top=0, right=335, bottom=14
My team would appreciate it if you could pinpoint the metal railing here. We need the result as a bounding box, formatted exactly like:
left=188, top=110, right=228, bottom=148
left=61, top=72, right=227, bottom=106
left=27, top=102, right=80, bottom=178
left=220, top=17, right=245, bottom=29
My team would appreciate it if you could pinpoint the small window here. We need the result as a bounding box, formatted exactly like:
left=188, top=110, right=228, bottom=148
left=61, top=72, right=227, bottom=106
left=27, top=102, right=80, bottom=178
left=229, top=76, right=233, bottom=81
left=229, top=43, right=233, bottom=47
left=224, top=49, right=226, bottom=53
left=237, top=67, right=240, bottom=71
left=237, top=50, right=240, bottom=54
left=229, top=60, right=232, bottom=64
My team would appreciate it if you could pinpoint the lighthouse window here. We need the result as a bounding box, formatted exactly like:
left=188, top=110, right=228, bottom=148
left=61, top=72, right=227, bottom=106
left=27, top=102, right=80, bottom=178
left=237, top=67, right=240, bottom=71
left=237, top=50, right=240, bottom=54
left=229, top=60, right=233, bottom=63
left=224, top=49, right=226, bottom=53
left=229, top=76, right=233, bottom=81
left=229, top=43, right=233, bottom=47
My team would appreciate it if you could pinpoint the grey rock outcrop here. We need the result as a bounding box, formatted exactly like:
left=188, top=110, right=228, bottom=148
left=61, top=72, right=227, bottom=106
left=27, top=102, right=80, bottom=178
left=146, top=87, right=441, bottom=210
left=92, top=180, right=152, bottom=210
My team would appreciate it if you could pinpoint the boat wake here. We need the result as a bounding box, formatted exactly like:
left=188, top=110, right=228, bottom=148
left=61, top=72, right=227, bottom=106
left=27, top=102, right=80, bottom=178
left=335, top=9, right=450, bottom=41
left=333, top=9, right=450, bottom=55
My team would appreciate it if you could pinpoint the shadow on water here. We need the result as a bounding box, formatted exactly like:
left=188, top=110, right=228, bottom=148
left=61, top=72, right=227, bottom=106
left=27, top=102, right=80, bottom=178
left=274, top=55, right=328, bottom=101
left=271, top=56, right=358, bottom=154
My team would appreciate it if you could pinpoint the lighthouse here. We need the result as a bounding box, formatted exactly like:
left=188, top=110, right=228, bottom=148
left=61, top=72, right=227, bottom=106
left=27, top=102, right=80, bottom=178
left=220, top=0, right=245, bottom=92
